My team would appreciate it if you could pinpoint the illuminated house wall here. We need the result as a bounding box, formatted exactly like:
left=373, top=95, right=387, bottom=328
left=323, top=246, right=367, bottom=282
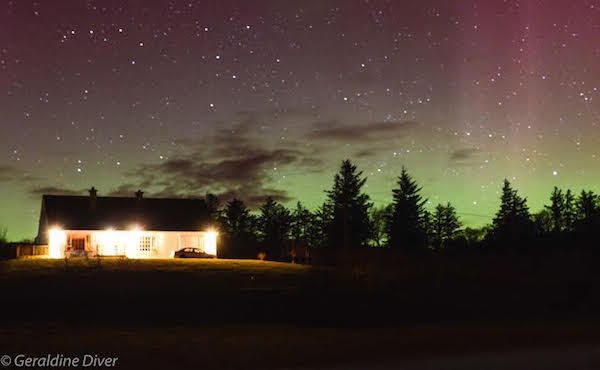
left=48, top=228, right=218, bottom=259
left=37, top=187, right=218, bottom=259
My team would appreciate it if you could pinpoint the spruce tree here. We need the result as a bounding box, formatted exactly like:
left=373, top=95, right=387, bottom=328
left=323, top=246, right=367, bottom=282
left=325, top=160, right=373, bottom=249
left=422, top=209, right=433, bottom=249
left=545, top=186, right=565, bottom=233
left=574, top=190, right=600, bottom=234
left=221, top=199, right=258, bottom=257
left=576, top=190, right=598, bottom=221
left=258, top=197, right=291, bottom=260
left=533, top=209, right=553, bottom=236
left=385, top=167, right=428, bottom=251
left=432, top=202, right=461, bottom=251
left=491, top=179, right=533, bottom=247
left=312, top=202, right=333, bottom=249
left=290, top=201, right=312, bottom=246
left=222, top=199, right=252, bottom=237
left=563, top=189, right=576, bottom=232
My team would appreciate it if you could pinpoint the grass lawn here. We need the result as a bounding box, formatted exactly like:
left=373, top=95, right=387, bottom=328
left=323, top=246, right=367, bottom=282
left=2, top=257, right=600, bottom=369
left=0, top=257, right=309, bottom=278
left=2, top=255, right=599, bottom=324
left=0, top=258, right=320, bottom=324
left=0, top=257, right=312, bottom=294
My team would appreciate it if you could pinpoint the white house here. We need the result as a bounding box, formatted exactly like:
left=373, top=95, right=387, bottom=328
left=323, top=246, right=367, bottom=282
left=36, top=188, right=218, bottom=259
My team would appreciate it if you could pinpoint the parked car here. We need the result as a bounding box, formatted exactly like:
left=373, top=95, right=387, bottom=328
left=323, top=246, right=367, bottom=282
left=174, top=247, right=215, bottom=259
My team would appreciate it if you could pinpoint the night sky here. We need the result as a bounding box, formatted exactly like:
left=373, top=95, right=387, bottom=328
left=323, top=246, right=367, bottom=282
left=1, top=0, right=599, bottom=241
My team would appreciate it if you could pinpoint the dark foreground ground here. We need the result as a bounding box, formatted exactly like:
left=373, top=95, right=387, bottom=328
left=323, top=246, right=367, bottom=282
left=1, top=322, right=600, bottom=369
left=1, top=255, right=599, bottom=369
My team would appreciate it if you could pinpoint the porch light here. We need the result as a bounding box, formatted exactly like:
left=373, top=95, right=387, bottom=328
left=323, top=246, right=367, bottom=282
left=125, top=226, right=142, bottom=258
left=204, top=230, right=218, bottom=256
left=48, top=227, right=66, bottom=258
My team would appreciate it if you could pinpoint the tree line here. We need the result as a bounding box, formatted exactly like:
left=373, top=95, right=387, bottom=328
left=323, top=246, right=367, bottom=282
left=208, top=159, right=600, bottom=260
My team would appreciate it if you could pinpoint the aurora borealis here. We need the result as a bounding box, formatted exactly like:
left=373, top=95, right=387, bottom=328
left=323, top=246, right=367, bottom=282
left=1, top=0, right=599, bottom=241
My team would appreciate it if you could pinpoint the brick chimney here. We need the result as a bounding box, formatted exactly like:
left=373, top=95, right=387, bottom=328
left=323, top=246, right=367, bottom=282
left=89, top=187, right=97, bottom=211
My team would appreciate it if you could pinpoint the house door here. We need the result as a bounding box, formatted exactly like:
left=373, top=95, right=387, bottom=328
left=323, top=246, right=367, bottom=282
left=72, top=237, right=85, bottom=251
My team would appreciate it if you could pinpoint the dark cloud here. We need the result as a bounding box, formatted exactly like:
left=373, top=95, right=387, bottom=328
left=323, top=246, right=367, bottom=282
left=0, top=165, right=39, bottom=183
left=28, top=186, right=84, bottom=197
left=308, top=120, right=420, bottom=142
left=355, top=149, right=376, bottom=158
left=297, top=156, right=324, bottom=170
left=450, top=148, right=481, bottom=161
left=175, top=105, right=320, bottom=153
left=180, top=117, right=260, bottom=158
left=217, top=188, right=293, bottom=207
left=30, top=184, right=148, bottom=199
left=131, top=148, right=301, bottom=207
left=127, top=118, right=419, bottom=206
left=0, top=165, right=16, bottom=182
left=128, top=120, right=322, bottom=208
left=448, top=148, right=484, bottom=167
left=106, top=184, right=142, bottom=197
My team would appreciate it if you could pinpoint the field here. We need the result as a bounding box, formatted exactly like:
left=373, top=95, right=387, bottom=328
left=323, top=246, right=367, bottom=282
left=1, top=257, right=600, bottom=369
left=0, top=257, right=309, bottom=279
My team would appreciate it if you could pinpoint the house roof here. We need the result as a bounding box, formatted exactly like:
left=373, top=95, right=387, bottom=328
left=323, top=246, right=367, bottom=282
left=39, top=194, right=211, bottom=233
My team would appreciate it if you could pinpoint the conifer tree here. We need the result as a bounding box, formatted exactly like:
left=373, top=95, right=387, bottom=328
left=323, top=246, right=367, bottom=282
left=290, top=201, right=312, bottom=246
left=311, top=202, right=333, bottom=249
left=563, top=189, right=576, bottom=232
left=533, top=209, right=553, bottom=236
left=385, top=167, right=428, bottom=251
left=491, top=179, right=533, bottom=246
left=575, top=190, right=600, bottom=233
left=432, top=202, right=461, bottom=250
left=576, top=190, right=598, bottom=221
left=221, top=199, right=258, bottom=258
left=258, top=197, right=291, bottom=260
left=325, top=160, right=373, bottom=249
left=222, top=199, right=252, bottom=237
left=545, top=186, right=565, bottom=233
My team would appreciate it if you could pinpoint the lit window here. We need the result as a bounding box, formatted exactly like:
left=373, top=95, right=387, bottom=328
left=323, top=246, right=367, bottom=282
left=138, top=236, right=156, bottom=252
